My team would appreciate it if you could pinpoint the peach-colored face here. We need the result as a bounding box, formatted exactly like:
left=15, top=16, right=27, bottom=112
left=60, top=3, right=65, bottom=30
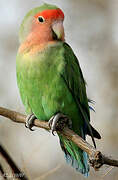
left=27, top=8, right=65, bottom=44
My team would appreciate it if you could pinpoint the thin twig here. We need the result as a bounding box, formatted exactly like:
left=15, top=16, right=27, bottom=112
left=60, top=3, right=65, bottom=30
left=0, top=144, right=28, bottom=180
left=101, top=166, right=114, bottom=178
left=0, top=107, right=118, bottom=170
left=0, top=163, right=7, bottom=179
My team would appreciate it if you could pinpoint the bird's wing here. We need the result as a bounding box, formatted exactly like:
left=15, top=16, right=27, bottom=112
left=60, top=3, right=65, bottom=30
left=61, top=42, right=96, bottom=147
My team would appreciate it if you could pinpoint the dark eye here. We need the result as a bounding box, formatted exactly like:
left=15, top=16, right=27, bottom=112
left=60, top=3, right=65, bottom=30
left=38, top=16, right=45, bottom=23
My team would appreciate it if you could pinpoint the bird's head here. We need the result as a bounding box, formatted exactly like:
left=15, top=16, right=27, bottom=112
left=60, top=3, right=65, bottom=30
left=19, top=3, right=65, bottom=45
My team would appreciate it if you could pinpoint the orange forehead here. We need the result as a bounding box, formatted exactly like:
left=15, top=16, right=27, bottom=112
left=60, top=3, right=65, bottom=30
left=34, top=8, right=64, bottom=20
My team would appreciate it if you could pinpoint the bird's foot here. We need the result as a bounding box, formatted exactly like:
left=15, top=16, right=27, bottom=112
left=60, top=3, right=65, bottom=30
left=25, top=114, right=36, bottom=131
left=48, top=113, right=72, bottom=135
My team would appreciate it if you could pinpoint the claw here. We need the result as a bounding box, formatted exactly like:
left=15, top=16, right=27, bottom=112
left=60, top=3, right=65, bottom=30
left=48, top=115, right=55, bottom=129
left=25, top=114, right=36, bottom=131
left=48, top=113, right=72, bottom=135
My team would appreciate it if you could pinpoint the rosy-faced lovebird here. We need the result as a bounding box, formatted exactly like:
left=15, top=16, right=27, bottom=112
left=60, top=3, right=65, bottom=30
left=16, top=3, right=101, bottom=177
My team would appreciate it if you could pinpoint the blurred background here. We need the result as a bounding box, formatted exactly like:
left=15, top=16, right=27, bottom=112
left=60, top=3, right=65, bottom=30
left=0, top=0, right=118, bottom=179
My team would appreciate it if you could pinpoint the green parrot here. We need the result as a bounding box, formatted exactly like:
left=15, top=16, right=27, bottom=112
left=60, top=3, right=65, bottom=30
left=16, top=3, right=101, bottom=177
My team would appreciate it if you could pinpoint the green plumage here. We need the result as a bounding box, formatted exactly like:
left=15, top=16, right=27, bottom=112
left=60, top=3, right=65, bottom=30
left=16, top=4, right=100, bottom=176
left=16, top=42, right=89, bottom=175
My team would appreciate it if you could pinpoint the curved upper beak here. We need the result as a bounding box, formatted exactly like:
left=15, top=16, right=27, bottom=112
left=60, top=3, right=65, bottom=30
left=52, top=21, right=64, bottom=41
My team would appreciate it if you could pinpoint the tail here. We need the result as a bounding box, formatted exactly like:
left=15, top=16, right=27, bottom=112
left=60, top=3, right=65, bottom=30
left=59, top=131, right=89, bottom=177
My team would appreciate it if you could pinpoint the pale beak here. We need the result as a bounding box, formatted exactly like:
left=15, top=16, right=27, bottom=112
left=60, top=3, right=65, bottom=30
left=52, top=21, right=64, bottom=41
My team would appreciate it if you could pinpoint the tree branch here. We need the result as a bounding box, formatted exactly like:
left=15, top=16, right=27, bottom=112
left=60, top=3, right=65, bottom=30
left=0, top=106, right=118, bottom=170
left=0, top=144, right=28, bottom=180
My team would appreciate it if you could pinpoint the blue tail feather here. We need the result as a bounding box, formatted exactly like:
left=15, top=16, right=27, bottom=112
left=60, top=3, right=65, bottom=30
left=59, top=132, right=89, bottom=177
